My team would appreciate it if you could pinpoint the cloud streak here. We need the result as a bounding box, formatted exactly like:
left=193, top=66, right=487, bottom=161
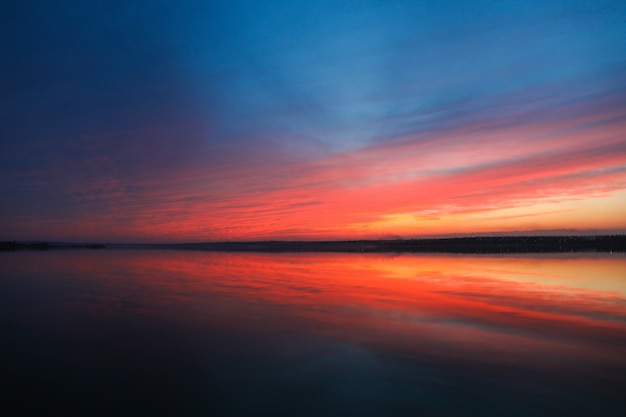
left=1, top=1, right=625, bottom=241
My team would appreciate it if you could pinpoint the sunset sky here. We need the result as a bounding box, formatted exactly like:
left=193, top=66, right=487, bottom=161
left=1, top=0, right=625, bottom=242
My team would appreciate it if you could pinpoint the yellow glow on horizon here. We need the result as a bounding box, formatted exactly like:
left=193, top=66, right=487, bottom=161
left=347, top=189, right=626, bottom=237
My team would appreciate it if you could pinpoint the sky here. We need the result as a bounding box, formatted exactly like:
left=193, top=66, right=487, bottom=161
left=1, top=0, right=625, bottom=242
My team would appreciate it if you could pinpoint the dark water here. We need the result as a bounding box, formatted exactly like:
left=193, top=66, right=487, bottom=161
left=1, top=250, right=625, bottom=416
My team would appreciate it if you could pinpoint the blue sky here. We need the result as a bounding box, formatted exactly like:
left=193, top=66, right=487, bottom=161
left=1, top=0, right=625, bottom=241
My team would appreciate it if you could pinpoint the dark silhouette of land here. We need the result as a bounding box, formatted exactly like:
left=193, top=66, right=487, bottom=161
left=0, top=241, right=105, bottom=251
left=3, top=235, right=625, bottom=253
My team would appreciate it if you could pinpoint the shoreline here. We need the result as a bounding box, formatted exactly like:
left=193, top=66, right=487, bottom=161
left=2, top=235, right=625, bottom=254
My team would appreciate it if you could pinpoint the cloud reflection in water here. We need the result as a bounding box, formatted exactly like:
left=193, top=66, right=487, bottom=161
left=1, top=251, right=625, bottom=416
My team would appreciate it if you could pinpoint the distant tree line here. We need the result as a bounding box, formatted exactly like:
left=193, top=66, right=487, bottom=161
left=2, top=236, right=624, bottom=253
left=154, top=235, right=626, bottom=253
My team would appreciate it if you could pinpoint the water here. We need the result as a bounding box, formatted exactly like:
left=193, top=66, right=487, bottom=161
left=1, top=250, right=625, bottom=416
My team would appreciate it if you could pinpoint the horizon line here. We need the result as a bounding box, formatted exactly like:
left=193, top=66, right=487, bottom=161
left=4, top=233, right=626, bottom=246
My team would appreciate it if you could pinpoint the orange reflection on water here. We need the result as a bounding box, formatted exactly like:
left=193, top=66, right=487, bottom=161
left=3, top=249, right=626, bottom=414
left=9, top=250, right=624, bottom=374
left=0, top=250, right=626, bottom=415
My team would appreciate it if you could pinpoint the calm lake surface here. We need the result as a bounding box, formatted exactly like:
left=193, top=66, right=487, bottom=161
left=1, top=250, right=625, bottom=416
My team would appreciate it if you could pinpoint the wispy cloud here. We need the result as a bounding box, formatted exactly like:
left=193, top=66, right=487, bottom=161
left=1, top=1, right=625, bottom=241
